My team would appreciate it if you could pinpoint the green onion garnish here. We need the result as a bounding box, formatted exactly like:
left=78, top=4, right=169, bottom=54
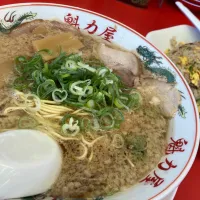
left=13, top=51, right=142, bottom=131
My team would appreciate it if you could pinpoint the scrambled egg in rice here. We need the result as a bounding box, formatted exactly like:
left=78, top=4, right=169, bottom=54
left=166, top=38, right=200, bottom=112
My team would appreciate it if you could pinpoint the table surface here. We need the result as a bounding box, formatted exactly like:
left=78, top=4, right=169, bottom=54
left=0, top=0, right=199, bottom=199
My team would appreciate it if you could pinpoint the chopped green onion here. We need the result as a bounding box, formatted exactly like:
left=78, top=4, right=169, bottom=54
left=91, top=116, right=100, bottom=130
left=112, top=108, right=124, bottom=122
left=52, top=89, right=68, bottom=103
left=84, top=86, right=93, bottom=96
left=78, top=95, right=88, bottom=103
left=13, top=51, right=142, bottom=131
left=32, top=70, right=43, bottom=85
left=69, top=80, right=91, bottom=96
left=114, top=98, right=124, bottom=109
left=95, top=92, right=104, bottom=102
left=78, top=62, right=96, bottom=73
left=37, top=79, right=56, bottom=99
left=114, top=98, right=129, bottom=110
left=80, top=118, right=91, bottom=132
left=68, top=53, right=82, bottom=62
left=64, top=99, right=84, bottom=107
left=16, top=56, right=27, bottom=63
left=105, top=79, right=114, bottom=85
left=63, top=60, right=78, bottom=71
left=99, top=113, right=115, bottom=130
left=86, top=99, right=95, bottom=108
left=128, top=92, right=142, bottom=109
left=25, top=93, right=41, bottom=112
left=13, top=77, right=28, bottom=91
left=62, top=117, right=80, bottom=136
left=96, top=67, right=110, bottom=77
left=61, top=114, right=80, bottom=126
left=42, top=63, right=50, bottom=76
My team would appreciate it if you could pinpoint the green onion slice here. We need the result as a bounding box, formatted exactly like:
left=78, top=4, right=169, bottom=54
left=78, top=62, right=96, bottom=73
left=52, top=88, right=68, bottom=103
left=61, top=114, right=80, bottom=125
left=63, top=60, right=78, bottom=71
left=37, top=79, right=56, bottom=99
left=80, top=118, right=91, bottom=132
left=99, top=112, right=115, bottom=130
left=25, top=93, right=41, bottom=112
left=62, top=117, right=80, bottom=136
left=114, top=98, right=129, bottom=110
left=86, top=99, right=95, bottom=108
left=69, top=79, right=91, bottom=96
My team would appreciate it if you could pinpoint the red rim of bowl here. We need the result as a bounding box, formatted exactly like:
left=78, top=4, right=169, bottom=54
left=0, top=2, right=199, bottom=200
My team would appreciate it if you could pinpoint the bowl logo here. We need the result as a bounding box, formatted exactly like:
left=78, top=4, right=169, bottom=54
left=140, top=137, right=188, bottom=187
left=64, top=12, right=117, bottom=42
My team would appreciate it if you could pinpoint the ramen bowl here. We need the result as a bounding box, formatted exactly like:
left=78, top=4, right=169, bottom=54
left=0, top=3, right=199, bottom=200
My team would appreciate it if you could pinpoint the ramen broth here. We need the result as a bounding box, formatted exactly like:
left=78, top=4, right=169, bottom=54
left=0, top=19, right=177, bottom=199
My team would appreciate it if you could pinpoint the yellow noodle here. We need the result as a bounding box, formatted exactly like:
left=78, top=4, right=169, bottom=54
left=42, top=114, right=63, bottom=119
left=3, top=106, right=25, bottom=114
left=81, top=135, right=106, bottom=147
left=4, top=90, right=90, bottom=144
left=88, top=147, right=94, bottom=162
left=41, top=99, right=61, bottom=104
left=76, top=143, right=88, bottom=160
left=126, top=156, right=135, bottom=168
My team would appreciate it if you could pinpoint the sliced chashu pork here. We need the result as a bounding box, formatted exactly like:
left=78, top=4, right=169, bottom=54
left=138, top=79, right=181, bottom=118
left=97, top=44, right=142, bottom=87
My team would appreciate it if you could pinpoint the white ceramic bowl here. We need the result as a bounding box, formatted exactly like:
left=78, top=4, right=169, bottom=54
left=0, top=3, right=199, bottom=200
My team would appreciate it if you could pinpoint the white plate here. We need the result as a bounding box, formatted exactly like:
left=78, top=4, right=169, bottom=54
left=146, top=25, right=200, bottom=52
